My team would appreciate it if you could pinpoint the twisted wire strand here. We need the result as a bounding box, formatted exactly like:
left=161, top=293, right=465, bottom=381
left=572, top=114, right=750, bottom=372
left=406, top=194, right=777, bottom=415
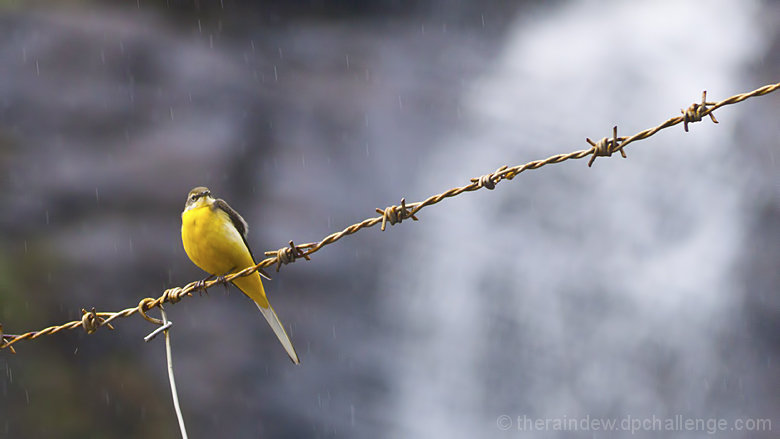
left=2, top=82, right=778, bottom=352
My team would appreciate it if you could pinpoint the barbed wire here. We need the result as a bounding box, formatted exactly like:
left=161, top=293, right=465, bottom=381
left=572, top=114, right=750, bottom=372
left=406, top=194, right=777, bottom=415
left=1, top=82, right=778, bottom=353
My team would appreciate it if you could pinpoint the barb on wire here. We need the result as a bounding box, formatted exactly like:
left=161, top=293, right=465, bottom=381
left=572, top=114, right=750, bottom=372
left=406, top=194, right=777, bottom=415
left=265, top=240, right=311, bottom=272
left=586, top=126, right=626, bottom=167
left=376, top=198, right=419, bottom=231
left=0, top=324, right=14, bottom=354
left=1, top=81, right=778, bottom=352
left=682, top=90, right=719, bottom=132
left=81, top=307, right=115, bottom=334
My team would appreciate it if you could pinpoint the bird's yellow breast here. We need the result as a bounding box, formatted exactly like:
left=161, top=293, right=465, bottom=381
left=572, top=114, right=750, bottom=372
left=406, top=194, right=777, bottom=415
left=181, top=205, right=255, bottom=277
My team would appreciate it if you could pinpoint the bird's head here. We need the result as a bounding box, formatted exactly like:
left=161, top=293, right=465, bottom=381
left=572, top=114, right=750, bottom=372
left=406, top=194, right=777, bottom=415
left=184, top=186, right=214, bottom=211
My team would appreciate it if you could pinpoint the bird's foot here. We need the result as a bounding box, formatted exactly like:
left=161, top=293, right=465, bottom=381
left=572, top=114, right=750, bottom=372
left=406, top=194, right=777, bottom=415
left=195, top=274, right=215, bottom=296
left=214, top=275, right=232, bottom=294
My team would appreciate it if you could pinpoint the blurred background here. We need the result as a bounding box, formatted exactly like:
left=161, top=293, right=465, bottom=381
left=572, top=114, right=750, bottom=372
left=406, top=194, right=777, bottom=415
left=0, top=0, right=778, bottom=437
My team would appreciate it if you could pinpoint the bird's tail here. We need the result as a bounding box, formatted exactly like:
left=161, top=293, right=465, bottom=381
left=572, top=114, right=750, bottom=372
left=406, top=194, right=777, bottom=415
left=233, top=273, right=299, bottom=364
left=256, top=302, right=300, bottom=364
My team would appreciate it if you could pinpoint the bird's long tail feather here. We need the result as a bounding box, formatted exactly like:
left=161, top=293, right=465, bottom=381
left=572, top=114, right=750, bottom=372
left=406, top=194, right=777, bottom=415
left=256, top=303, right=300, bottom=364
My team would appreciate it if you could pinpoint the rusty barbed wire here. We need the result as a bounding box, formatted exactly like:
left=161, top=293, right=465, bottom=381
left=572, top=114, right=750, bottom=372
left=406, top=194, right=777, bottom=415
left=1, top=82, right=778, bottom=352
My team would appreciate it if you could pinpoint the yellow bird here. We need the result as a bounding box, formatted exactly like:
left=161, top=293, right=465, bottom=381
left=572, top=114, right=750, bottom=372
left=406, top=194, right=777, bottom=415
left=181, top=186, right=300, bottom=364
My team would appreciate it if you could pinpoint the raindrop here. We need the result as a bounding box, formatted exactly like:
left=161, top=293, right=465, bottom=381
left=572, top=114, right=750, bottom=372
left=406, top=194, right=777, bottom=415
left=250, top=40, right=255, bottom=52
left=198, top=19, right=202, bottom=34
left=169, top=106, right=175, bottom=121
left=350, top=405, right=355, bottom=426
left=100, top=49, right=105, bottom=65
left=209, top=34, right=214, bottom=49
left=23, top=240, right=27, bottom=253
left=345, top=54, right=350, bottom=70
left=301, top=152, right=305, bottom=168
left=278, top=47, right=283, bottom=59
left=45, top=210, right=49, bottom=225
left=398, top=95, right=403, bottom=111
left=332, top=324, right=336, bottom=339
left=273, top=65, right=278, bottom=82
left=25, top=390, right=29, bottom=405
left=35, top=59, right=39, bottom=75
left=21, top=47, right=26, bottom=63
left=95, top=187, right=100, bottom=203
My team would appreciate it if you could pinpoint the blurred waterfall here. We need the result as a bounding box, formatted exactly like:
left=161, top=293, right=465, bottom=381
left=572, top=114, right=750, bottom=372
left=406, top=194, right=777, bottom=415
left=381, top=0, right=773, bottom=437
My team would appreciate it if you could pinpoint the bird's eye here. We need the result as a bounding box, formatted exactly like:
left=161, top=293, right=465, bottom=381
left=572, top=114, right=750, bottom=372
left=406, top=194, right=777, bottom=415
left=190, top=195, right=197, bottom=201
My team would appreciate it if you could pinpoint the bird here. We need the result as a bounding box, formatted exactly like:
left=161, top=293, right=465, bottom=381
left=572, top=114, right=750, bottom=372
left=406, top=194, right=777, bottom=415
left=181, top=186, right=300, bottom=364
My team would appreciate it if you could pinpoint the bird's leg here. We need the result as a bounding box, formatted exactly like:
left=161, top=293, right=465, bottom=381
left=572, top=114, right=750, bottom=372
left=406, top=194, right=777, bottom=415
left=216, top=267, right=237, bottom=294
left=216, top=275, right=230, bottom=291
left=195, top=274, right=215, bottom=296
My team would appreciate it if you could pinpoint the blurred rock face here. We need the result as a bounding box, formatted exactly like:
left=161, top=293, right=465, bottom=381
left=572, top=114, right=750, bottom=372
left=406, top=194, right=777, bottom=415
left=0, top=3, right=518, bottom=437
left=0, top=1, right=778, bottom=438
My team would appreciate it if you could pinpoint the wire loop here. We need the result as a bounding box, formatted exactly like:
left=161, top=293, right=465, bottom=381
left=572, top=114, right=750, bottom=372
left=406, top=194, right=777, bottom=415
left=162, top=287, right=186, bottom=304
left=137, top=298, right=163, bottom=326
left=471, top=165, right=509, bottom=190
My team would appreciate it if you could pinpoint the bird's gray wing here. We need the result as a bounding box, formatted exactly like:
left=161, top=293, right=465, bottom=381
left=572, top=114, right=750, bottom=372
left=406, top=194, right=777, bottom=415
left=214, top=198, right=271, bottom=280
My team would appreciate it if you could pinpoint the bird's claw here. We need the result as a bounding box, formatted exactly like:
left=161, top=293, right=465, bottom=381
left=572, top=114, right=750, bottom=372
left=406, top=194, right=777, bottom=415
left=215, top=275, right=231, bottom=293
left=194, top=276, right=213, bottom=296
